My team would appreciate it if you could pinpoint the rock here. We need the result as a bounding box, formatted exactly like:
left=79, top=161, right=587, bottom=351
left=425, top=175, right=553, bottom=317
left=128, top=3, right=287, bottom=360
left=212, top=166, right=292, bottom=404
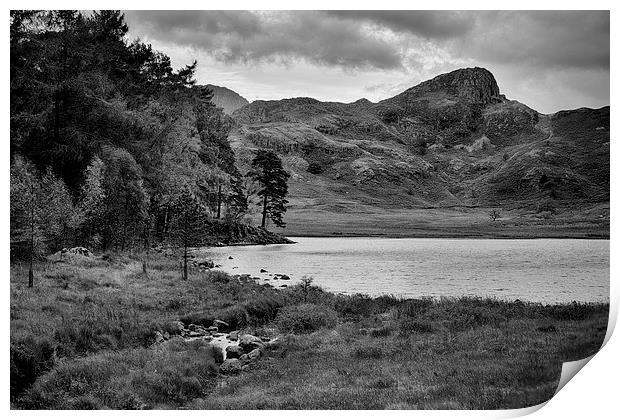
left=226, top=345, right=244, bottom=359
left=239, top=353, right=250, bottom=365
left=219, top=358, right=242, bottom=374
left=241, top=365, right=250, bottom=372
left=188, top=324, right=198, bottom=331
left=247, top=348, right=262, bottom=361
left=227, top=331, right=239, bottom=341
left=64, top=246, right=94, bottom=257
left=280, top=275, right=290, bottom=280
left=213, top=319, right=230, bottom=331
left=239, top=334, right=264, bottom=352
left=260, top=269, right=268, bottom=273
left=188, top=331, right=202, bottom=338
left=197, top=260, right=215, bottom=269
left=162, top=331, right=170, bottom=340
left=207, top=326, right=218, bottom=333
left=153, top=331, right=165, bottom=344
left=228, top=256, right=234, bottom=259
left=279, top=284, right=287, bottom=288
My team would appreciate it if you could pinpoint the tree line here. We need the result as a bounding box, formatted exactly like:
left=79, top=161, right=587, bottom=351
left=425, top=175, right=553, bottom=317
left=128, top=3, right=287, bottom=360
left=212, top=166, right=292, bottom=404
left=10, top=11, right=289, bottom=285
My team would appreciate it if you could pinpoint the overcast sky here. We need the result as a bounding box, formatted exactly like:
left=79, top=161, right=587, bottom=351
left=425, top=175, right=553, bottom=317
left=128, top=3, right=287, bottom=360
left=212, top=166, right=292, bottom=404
left=123, top=10, right=609, bottom=114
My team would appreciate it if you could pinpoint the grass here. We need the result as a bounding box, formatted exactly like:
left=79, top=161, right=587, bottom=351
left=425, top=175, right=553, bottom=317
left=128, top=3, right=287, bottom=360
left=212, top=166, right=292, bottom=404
left=10, top=254, right=609, bottom=409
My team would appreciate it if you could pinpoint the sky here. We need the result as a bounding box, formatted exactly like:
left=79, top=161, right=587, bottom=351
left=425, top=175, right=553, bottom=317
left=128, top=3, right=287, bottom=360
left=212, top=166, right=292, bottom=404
left=123, top=10, right=610, bottom=114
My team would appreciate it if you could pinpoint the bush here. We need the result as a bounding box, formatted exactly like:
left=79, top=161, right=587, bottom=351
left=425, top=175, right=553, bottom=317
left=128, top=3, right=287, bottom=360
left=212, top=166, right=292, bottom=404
left=10, top=337, right=56, bottom=400
left=275, top=304, right=338, bottom=333
left=395, top=298, right=434, bottom=319
left=307, top=162, right=323, bottom=174
left=399, top=320, right=434, bottom=336
left=353, top=345, right=384, bottom=359
left=19, top=340, right=219, bottom=409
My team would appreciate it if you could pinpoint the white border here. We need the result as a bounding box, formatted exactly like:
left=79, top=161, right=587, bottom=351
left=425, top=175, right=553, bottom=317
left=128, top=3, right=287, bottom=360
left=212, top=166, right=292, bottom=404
left=2, top=1, right=616, bottom=419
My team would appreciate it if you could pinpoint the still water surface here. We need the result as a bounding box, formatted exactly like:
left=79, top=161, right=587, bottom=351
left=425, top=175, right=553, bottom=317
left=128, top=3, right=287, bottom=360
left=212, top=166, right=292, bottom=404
left=195, top=237, right=609, bottom=303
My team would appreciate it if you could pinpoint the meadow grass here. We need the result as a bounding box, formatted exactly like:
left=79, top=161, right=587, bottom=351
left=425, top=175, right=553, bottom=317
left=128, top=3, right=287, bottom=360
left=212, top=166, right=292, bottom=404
left=10, top=255, right=609, bottom=409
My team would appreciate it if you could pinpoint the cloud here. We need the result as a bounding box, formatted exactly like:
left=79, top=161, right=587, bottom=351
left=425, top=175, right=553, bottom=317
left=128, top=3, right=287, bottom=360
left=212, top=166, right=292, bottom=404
left=125, top=11, right=404, bottom=70
left=327, top=10, right=476, bottom=39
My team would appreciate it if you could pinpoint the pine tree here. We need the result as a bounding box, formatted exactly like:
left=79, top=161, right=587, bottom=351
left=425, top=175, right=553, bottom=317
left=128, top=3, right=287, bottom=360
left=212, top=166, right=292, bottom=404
left=249, top=150, right=290, bottom=228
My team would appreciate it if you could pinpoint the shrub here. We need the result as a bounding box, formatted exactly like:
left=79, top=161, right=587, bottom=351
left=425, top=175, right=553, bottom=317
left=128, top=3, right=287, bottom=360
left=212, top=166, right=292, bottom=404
left=335, top=294, right=376, bottom=319
left=395, top=298, right=434, bottom=319
left=10, top=337, right=56, bottom=400
left=352, top=345, right=384, bottom=359
left=19, top=340, right=219, bottom=409
left=307, top=162, right=323, bottom=174
left=275, top=304, right=338, bottom=333
left=399, top=320, right=434, bottom=336
left=369, top=326, right=393, bottom=337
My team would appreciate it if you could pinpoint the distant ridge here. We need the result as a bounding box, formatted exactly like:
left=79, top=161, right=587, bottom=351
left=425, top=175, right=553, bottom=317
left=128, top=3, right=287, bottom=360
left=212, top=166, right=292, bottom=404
left=204, top=84, right=250, bottom=115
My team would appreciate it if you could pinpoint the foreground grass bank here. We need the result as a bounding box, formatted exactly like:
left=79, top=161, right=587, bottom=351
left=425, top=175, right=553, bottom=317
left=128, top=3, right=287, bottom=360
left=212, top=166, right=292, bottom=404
left=10, top=254, right=608, bottom=409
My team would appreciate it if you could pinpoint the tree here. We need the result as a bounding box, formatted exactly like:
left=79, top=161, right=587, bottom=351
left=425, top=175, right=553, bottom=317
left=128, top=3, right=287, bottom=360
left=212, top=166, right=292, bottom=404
left=99, top=146, right=149, bottom=251
left=168, top=188, right=209, bottom=280
left=10, top=156, right=75, bottom=286
left=489, top=209, right=501, bottom=221
left=249, top=150, right=290, bottom=228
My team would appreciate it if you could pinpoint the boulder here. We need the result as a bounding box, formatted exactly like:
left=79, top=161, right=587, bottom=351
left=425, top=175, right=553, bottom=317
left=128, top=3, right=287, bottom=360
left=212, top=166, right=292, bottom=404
left=62, top=246, right=94, bottom=257
left=228, top=256, right=234, bottom=259
left=213, top=319, right=230, bottom=331
left=226, top=345, right=244, bottom=359
left=219, top=358, right=242, bottom=374
left=260, top=269, right=268, bottom=273
left=280, top=275, right=290, bottom=280
left=247, top=348, right=262, bottom=362
left=207, top=326, right=218, bottom=333
left=239, top=334, right=264, bottom=352
left=188, top=324, right=198, bottom=331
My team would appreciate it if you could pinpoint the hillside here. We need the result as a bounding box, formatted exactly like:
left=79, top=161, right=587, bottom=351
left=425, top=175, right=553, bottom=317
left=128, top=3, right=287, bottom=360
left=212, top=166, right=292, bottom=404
left=228, top=67, right=609, bottom=237
left=205, top=84, right=250, bottom=115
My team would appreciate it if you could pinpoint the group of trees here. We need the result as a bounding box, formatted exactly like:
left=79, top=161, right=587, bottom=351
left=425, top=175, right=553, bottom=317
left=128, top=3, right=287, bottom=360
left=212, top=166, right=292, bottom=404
left=10, top=11, right=290, bottom=285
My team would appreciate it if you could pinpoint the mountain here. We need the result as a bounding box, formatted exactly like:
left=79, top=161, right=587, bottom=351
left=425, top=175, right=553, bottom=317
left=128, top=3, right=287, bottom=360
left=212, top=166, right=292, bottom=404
left=228, top=67, right=609, bottom=237
left=204, top=84, right=249, bottom=115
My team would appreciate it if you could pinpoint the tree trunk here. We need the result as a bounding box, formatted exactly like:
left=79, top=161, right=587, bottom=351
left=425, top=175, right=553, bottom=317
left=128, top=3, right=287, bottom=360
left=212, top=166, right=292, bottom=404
left=142, top=219, right=149, bottom=275
left=28, top=194, right=34, bottom=288
left=182, top=213, right=188, bottom=281
left=216, top=184, right=222, bottom=219
left=261, top=194, right=268, bottom=228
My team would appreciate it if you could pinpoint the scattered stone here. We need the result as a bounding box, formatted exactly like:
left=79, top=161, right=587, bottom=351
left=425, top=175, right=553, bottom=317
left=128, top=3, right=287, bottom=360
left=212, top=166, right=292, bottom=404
left=219, top=358, right=242, bottom=374
left=241, top=365, right=250, bottom=372
left=239, top=334, right=264, bottom=352
left=359, top=328, right=368, bottom=335
left=239, top=353, right=250, bottom=365
left=280, top=275, right=290, bottom=280
left=229, top=256, right=234, bottom=259
left=162, top=331, right=170, bottom=340
left=188, top=331, right=201, bottom=338
left=213, top=333, right=225, bottom=337
left=279, top=284, right=287, bottom=288
left=197, top=260, right=215, bottom=269
left=207, top=326, right=218, bottom=333
left=188, top=324, right=198, bottom=331
left=260, top=268, right=268, bottom=273
left=227, top=331, right=239, bottom=341
left=226, top=345, right=244, bottom=359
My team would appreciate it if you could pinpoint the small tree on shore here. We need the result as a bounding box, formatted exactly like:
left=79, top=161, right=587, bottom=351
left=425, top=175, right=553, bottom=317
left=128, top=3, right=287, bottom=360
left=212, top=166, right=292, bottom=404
left=10, top=156, right=75, bottom=287
left=489, top=209, right=501, bottom=221
left=249, top=150, right=290, bottom=228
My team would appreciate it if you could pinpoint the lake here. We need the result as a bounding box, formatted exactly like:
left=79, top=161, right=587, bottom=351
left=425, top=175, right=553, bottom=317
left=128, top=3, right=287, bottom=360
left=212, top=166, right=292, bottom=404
left=194, top=237, right=609, bottom=304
